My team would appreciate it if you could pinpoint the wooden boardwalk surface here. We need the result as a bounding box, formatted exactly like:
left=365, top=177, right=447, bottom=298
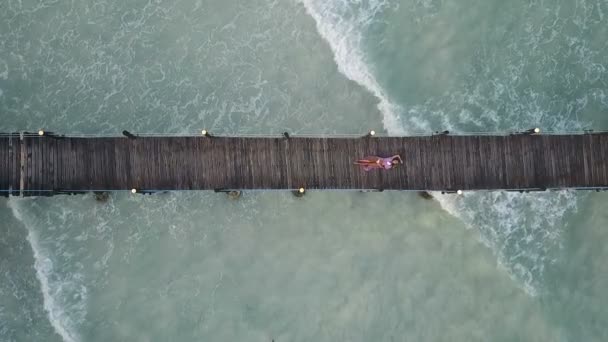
left=1, top=133, right=608, bottom=196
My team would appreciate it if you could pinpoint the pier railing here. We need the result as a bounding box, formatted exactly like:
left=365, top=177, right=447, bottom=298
left=0, top=128, right=606, bottom=139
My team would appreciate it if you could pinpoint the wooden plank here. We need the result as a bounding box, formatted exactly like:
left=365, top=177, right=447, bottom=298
left=391, top=138, right=405, bottom=189
left=40, top=137, right=46, bottom=194
left=543, top=135, right=556, bottom=188
left=54, top=138, right=62, bottom=190
left=532, top=135, right=544, bottom=188
left=7, top=136, right=11, bottom=193
left=47, top=138, right=55, bottom=192
left=419, top=137, right=431, bottom=189
left=37, top=137, right=43, bottom=195
left=570, top=135, right=583, bottom=187
left=487, top=136, right=497, bottom=189
left=5, top=137, right=9, bottom=191
left=35, top=137, right=40, bottom=195
left=0, top=138, right=6, bottom=191
left=589, top=134, right=601, bottom=186
left=499, top=136, right=510, bottom=189
left=406, top=137, right=419, bottom=189
left=6, top=136, right=11, bottom=194
left=7, top=134, right=13, bottom=195
left=116, top=138, right=129, bottom=190
left=59, top=138, right=68, bottom=190
left=65, top=138, right=73, bottom=191
left=4, top=137, right=9, bottom=192
left=16, top=135, right=21, bottom=194
left=28, top=137, right=34, bottom=194
left=7, top=134, right=12, bottom=195
left=25, top=137, right=31, bottom=194
left=86, top=139, right=95, bottom=190
left=8, top=136, right=12, bottom=192
left=599, top=135, right=608, bottom=187
left=35, top=137, right=41, bottom=195
left=40, top=137, right=47, bottom=194
left=72, top=138, right=82, bottom=191
left=4, top=137, right=10, bottom=192
left=555, top=136, right=568, bottom=188
left=98, top=138, right=107, bottom=189
left=26, top=137, right=33, bottom=195
left=523, top=136, right=535, bottom=189
left=276, top=138, right=288, bottom=188
left=478, top=136, right=490, bottom=189
left=463, top=136, right=476, bottom=190
left=431, top=136, right=443, bottom=190
left=449, top=136, right=463, bottom=190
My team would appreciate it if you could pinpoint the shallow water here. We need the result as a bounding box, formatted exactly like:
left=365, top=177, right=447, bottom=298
left=1, top=0, right=608, bottom=341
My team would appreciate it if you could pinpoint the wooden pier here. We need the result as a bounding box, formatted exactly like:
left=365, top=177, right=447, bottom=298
left=1, top=132, right=608, bottom=196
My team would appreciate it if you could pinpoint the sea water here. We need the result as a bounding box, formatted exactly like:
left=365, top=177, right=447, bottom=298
left=1, top=0, right=607, bottom=341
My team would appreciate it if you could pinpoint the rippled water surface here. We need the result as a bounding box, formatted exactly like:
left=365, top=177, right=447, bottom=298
left=1, top=0, right=608, bottom=341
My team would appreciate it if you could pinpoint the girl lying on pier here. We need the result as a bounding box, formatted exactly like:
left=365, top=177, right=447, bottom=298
left=354, top=155, right=402, bottom=171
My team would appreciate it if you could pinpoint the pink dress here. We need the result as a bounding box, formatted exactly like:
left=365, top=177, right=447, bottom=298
left=354, top=156, right=399, bottom=171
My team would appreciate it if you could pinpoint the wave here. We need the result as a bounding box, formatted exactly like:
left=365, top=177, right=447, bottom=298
left=300, top=0, right=584, bottom=296
left=300, top=0, right=406, bottom=135
left=438, top=190, right=580, bottom=296
left=7, top=198, right=85, bottom=342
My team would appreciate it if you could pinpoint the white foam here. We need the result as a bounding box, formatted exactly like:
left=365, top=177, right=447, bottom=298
left=436, top=190, right=579, bottom=296
left=300, top=0, right=406, bottom=135
left=0, top=55, right=9, bottom=82
left=7, top=199, right=84, bottom=342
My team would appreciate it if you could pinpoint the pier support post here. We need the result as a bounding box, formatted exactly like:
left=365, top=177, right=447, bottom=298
left=363, top=130, right=376, bottom=138
left=227, top=190, right=241, bottom=199
left=524, top=128, right=541, bottom=135
left=293, top=187, right=306, bottom=197
left=122, top=130, right=137, bottom=139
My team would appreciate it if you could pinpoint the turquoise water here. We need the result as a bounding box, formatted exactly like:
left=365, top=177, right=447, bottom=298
left=1, top=0, right=608, bottom=341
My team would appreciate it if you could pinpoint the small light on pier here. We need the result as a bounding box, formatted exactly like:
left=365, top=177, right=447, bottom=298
left=131, top=188, right=137, bottom=194
left=38, top=130, right=45, bottom=136
left=293, top=187, right=306, bottom=198
left=369, top=130, right=376, bottom=136
left=201, top=129, right=208, bottom=136
left=534, top=128, right=540, bottom=134
left=456, top=190, right=463, bottom=195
